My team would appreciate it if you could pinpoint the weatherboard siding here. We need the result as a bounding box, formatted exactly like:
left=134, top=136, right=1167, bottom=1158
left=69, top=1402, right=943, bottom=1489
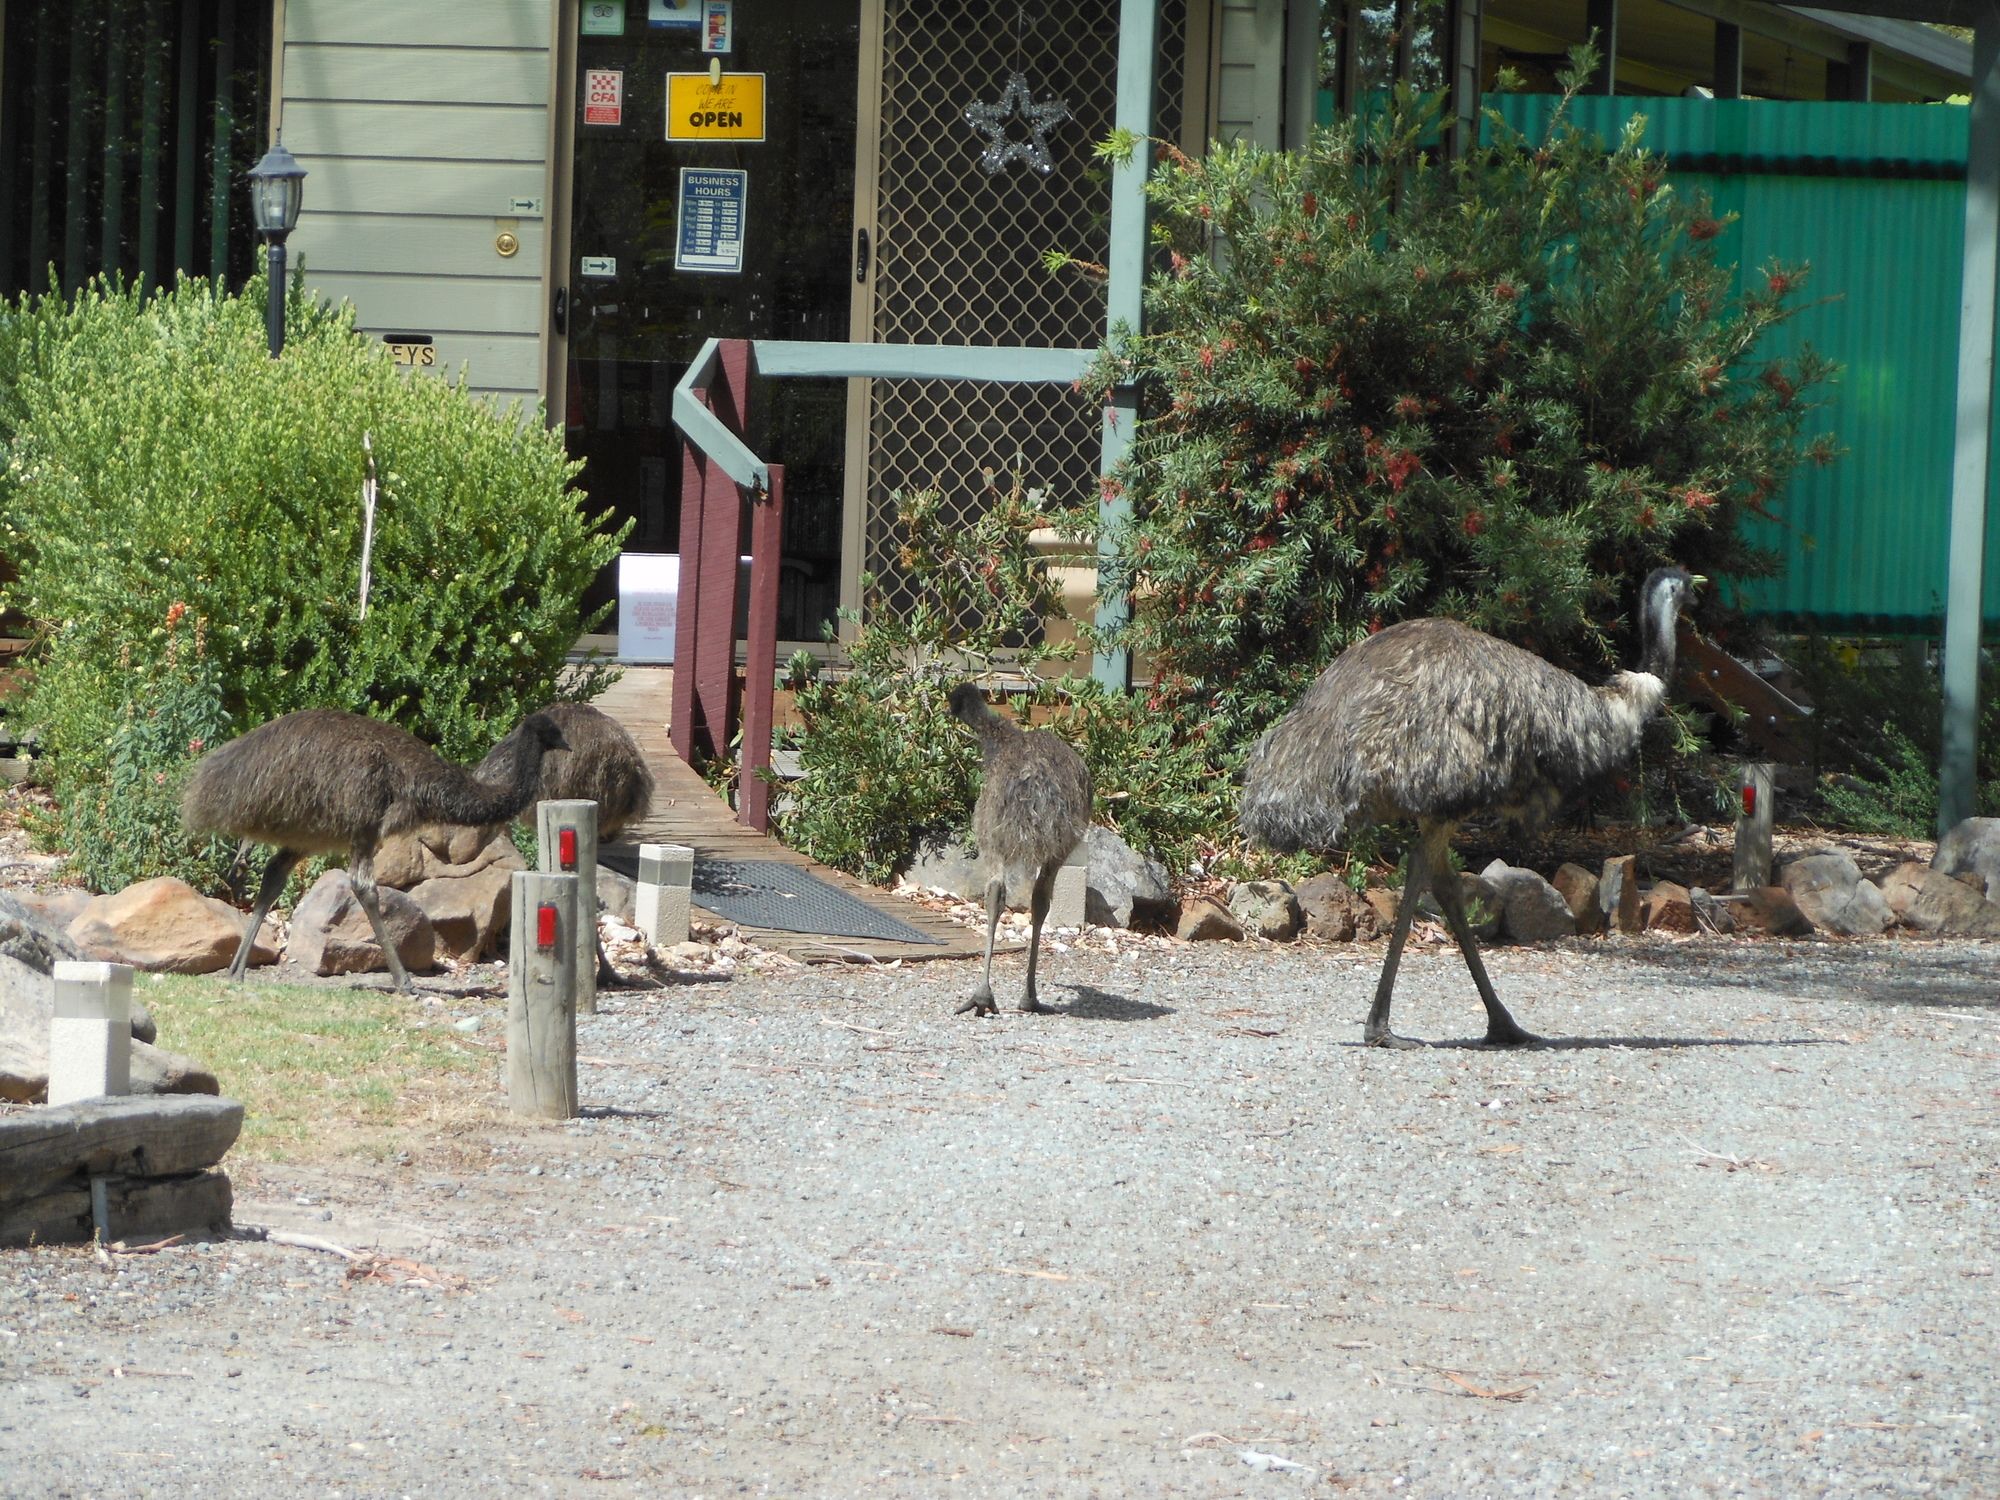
left=279, top=0, right=556, bottom=410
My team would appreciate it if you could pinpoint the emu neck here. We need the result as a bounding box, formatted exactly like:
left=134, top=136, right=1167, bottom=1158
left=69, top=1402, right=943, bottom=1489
left=453, top=729, right=548, bottom=825
left=1637, top=590, right=1680, bottom=682
left=965, top=705, right=1022, bottom=765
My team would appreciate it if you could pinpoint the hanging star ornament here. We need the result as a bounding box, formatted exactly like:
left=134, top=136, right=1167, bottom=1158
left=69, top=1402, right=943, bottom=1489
left=963, top=71, right=1071, bottom=176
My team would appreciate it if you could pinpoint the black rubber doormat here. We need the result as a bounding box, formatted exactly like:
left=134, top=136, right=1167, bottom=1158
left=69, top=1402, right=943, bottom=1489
left=690, top=859, right=943, bottom=946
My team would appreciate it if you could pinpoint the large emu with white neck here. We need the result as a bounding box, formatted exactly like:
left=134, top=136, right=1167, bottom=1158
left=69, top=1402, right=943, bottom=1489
left=1240, top=566, right=1698, bottom=1048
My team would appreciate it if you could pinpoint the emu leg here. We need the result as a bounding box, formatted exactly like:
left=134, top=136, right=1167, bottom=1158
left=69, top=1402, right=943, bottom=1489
left=1431, top=864, right=1539, bottom=1047
left=230, top=850, right=301, bottom=981
left=1363, top=840, right=1430, bottom=1049
left=1018, top=864, right=1057, bottom=1013
left=347, top=852, right=414, bottom=993
left=955, top=875, right=1004, bottom=1016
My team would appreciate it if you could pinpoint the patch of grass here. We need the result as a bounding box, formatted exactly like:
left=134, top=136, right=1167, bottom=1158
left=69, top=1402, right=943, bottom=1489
left=137, top=973, right=497, bottom=1163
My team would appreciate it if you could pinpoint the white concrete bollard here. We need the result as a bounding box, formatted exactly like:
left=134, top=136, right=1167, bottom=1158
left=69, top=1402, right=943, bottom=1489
left=47, top=961, right=134, bottom=1107
left=538, top=799, right=600, bottom=1015
left=635, top=843, right=695, bottom=948
left=1049, top=840, right=1088, bottom=929
left=507, top=870, right=579, bottom=1120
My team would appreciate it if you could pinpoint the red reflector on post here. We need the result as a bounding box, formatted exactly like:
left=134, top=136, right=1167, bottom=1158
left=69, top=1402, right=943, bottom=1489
left=536, top=903, right=559, bottom=950
left=558, top=827, right=578, bottom=870
left=1741, top=784, right=1756, bottom=818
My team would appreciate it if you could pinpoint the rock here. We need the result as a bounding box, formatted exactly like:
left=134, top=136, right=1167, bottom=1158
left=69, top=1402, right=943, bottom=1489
left=10, top=888, right=93, bottom=933
left=1479, top=861, right=1577, bottom=944
left=1226, top=880, right=1302, bottom=942
left=1176, top=899, right=1243, bottom=942
left=1730, top=886, right=1814, bottom=937
left=128, top=1040, right=220, bottom=1097
left=597, top=867, right=637, bottom=927
left=1878, top=861, right=1930, bottom=924
left=1642, top=880, right=1698, bottom=933
left=1688, top=887, right=1737, bottom=934
left=0, top=889, right=86, bottom=973
left=67, top=877, right=278, bottom=974
left=1779, top=851, right=1894, bottom=936
left=904, top=833, right=984, bottom=903
left=1551, top=863, right=1605, bottom=936
left=1599, top=856, right=1643, bottom=934
left=1294, top=873, right=1378, bottom=942
left=1934, top=817, right=2000, bottom=902
left=287, top=870, right=437, bottom=978
left=1362, top=888, right=1400, bottom=931
left=2, top=982, right=216, bottom=1105
left=407, top=861, right=516, bottom=962
left=372, top=823, right=520, bottom=891
left=1907, top=867, right=2000, bottom=937
left=1084, top=826, right=1177, bottom=931
left=1417, top=874, right=1499, bottom=940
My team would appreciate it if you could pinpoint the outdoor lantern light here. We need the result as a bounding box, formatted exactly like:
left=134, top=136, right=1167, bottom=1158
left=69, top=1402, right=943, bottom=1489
left=246, top=137, right=307, bottom=357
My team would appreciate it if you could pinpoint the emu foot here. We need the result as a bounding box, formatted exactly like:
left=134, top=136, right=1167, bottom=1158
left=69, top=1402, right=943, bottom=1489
left=1480, top=1021, right=1543, bottom=1048
left=956, top=986, right=997, bottom=1018
left=1017, top=993, right=1047, bottom=1014
left=1363, top=1028, right=1424, bottom=1050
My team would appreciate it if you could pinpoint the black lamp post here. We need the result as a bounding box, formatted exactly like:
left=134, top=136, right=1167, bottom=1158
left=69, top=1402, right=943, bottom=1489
left=247, top=137, right=307, bottom=357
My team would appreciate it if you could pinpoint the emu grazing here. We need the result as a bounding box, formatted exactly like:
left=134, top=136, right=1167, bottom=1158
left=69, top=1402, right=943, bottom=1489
left=1240, top=566, right=1699, bottom=1048
left=182, top=708, right=571, bottom=992
left=477, top=701, right=655, bottom=982
left=949, top=682, right=1093, bottom=1017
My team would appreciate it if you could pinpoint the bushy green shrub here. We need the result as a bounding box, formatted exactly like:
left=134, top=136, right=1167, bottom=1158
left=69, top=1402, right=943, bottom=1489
left=0, top=269, right=626, bottom=891
left=1068, top=49, right=1836, bottom=752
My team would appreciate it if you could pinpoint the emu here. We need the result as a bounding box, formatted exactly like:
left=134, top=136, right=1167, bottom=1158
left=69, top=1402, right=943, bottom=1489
left=477, top=701, right=655, bottom=982
left=182, top=708, right=571, bottom=992
left=1240, top=566, right=1698, bottom=1048
left=949, top=682, right=1093, bottom=1017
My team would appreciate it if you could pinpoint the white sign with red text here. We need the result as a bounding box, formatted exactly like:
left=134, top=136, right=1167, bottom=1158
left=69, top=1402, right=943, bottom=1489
left=584, top=68, right=624, bottom=127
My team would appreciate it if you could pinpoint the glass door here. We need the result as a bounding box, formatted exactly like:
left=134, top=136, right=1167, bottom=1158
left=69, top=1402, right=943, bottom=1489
left=563, top=0, right=861, bottom=643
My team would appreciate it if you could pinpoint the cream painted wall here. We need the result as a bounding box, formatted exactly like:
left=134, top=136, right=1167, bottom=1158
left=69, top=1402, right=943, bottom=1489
left=279, top=0, right=557, bottom=410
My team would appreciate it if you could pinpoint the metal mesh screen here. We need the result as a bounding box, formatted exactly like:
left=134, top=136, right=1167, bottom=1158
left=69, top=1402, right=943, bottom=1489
left=863, top=0, right=1189, bottom=620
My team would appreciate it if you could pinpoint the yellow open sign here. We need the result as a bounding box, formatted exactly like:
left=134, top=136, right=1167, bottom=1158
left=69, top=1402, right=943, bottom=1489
left=665, top=72, right=766, bottom=142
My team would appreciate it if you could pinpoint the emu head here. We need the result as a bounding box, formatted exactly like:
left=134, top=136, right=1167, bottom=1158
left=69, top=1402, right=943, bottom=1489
left=1637, top=566, right=1702, bottom=678
left=947, top=682, right=990, bottom=727
left=518, top=711, right=572, bottom=755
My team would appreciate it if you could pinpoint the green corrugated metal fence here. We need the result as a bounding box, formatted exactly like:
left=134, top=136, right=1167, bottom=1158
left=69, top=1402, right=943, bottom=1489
left=1488, top=95, right=1977, bottom=631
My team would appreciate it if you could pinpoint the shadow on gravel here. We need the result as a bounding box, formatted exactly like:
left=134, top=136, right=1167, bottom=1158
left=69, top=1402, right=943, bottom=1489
left=1419, top=1033, right=1838, bottom=1051
left=579, top=1104, right=677, bottom=1120
left=1046, top=985, right=1176, bottom=1022
left=1598, top=941, right=2000, bottom=1012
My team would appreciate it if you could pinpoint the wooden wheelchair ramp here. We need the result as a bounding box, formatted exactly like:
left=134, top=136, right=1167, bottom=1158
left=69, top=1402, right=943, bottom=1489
left=590, top=668, right=995, bottom=964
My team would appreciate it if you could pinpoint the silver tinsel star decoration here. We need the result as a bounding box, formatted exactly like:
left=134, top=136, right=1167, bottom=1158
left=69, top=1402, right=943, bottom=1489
left=963, top=71, right=1070, bottom=176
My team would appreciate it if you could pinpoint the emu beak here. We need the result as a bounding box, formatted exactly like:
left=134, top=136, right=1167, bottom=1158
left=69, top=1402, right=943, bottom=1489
left=1689, top=574, right=1707, bottom=587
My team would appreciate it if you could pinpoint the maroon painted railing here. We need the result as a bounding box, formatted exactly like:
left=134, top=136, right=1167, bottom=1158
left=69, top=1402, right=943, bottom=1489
left=669, top=339, right=785, bottom=832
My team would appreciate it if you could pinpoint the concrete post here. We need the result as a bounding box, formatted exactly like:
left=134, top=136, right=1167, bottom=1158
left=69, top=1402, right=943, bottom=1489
left=1050, top=840, right=1088, bottom=930
left=47, top=961, right=133, bottom=1107
left=635, top=843, right=695, bottom=948
left=1733, top=763, right=1776, bottom=893
left=538, top=798, right=600, bottom=1015
left=507, top=870, right=578, bottom=1120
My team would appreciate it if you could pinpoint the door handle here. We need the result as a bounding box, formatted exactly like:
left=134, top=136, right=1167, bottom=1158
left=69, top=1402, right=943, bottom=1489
left=552, top=285, right=568, bottom=335
left=854, top=228, right=870, bottom=284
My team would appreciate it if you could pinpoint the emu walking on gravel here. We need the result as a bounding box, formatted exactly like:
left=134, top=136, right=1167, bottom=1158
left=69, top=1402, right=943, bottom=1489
left=182, top=708, right=571, bottom=992
left=1240, top=566, right=1699, bottom=1048
left=477, top=702, right=655, bottom=982
left=949, top=682, right=1093, bottom=1017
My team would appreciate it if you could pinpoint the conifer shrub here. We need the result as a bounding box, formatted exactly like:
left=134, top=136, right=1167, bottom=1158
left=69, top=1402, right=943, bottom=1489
left=0, top=270, right=625, bottom=891
left=1072, top=51, right=1836, bottom=754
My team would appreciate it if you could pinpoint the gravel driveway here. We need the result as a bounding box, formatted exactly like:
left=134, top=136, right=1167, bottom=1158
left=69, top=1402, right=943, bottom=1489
left=3, top=932, right=1996, bottom=1497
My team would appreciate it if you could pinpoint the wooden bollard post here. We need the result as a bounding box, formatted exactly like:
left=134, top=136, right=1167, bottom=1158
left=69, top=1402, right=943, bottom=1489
left=1733, top=762, right=1776, bottom=892
left=635, top=843, right=694, bottom=948
left=47, top=962, right=134, bottom=1107
left=507, top=870, right=578, bottom=1120
left=538, top=798, right=599, bottom=1015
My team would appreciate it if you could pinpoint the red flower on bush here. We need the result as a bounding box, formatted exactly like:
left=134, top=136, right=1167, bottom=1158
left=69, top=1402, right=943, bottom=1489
left=1301, top=191, right=1318, bottom=217
left=164, top=601, right=187, bottom=629
left=1394, top=394, right=1424, bottom=419
left=1384, top=451, right=1421, bottom=493
left=1682, top=487, right=1718, bottom=511
left=1689, top=217, right=1722, bottom=242
left=1766, top=270, right=1794, bottom=296
left=1463, top=510, right=1486, bottom=537
left=1493, top=280, right=1517, bottom=302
